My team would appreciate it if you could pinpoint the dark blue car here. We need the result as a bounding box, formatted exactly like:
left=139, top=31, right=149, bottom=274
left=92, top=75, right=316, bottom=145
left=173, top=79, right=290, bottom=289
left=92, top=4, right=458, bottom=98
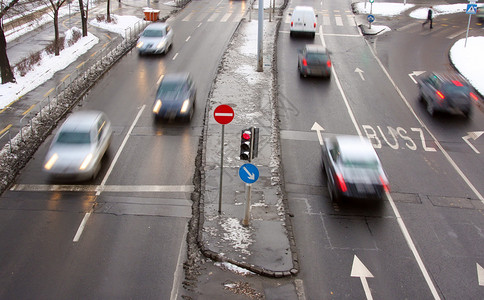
left=153, top=73, right=196, bottom=122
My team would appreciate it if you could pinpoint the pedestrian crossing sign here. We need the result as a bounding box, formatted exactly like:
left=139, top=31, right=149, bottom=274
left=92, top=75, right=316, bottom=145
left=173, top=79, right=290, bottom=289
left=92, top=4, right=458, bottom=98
left=466, top=4, right=477, bottom=14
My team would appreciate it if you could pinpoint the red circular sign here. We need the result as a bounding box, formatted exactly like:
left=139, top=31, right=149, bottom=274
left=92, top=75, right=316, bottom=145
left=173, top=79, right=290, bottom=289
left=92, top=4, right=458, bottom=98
left=213, top=105, right=235, bottom=125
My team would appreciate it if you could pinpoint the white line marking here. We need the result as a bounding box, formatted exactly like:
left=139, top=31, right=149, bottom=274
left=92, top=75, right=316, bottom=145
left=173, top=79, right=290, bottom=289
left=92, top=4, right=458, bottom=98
left=73, top=212, right=91, bottom=242
left=335, top=15, right=343, bottom=26
left=221, top=12, right=232, bottom=22
left=185, top=36, right=191, bottom=42
left=447, top=29, right=467, bottom=39
left=10, top=184, right=193, bottom=193
left=157, top=74, right=164, bottom=86
left=170, top=224, right=188, bottom=300
left=294, top=279, right=307, bottom=300
left=207, top=13, right=219, bottom=22
left=320, top=26, right=441, bottom=299
left=172, top=53, right=178, bottom=60
left=366, top=36, right=484, bottom=203
left=98, top=105, right=145, bottom=196
left=182, top=11, right=194, bottom=22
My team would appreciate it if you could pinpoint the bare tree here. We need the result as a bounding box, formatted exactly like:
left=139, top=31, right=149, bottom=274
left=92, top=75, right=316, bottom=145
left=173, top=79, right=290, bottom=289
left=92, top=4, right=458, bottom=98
left=106, top=0, right=110, bottom=22
left=0, top=0, right=20, bottom=83
left=46, top=0, right=68, bottom=56
left=78, top=0, right=88, bottom=36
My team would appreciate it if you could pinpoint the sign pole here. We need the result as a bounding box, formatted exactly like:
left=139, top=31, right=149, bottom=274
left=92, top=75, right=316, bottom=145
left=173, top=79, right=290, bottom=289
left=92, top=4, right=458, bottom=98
left=218, top=124, right=224, bottom=214
left=242, top=127, right=255, bottom=226
left=213, top=104, right=235, bottom=214
left=465, top=14, right=472, bottom=47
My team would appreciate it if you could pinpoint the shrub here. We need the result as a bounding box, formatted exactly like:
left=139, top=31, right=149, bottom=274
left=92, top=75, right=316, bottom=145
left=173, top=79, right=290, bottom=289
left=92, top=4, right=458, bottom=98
left=15, top=51, right=42, bottom=77
left=45, top=36, right=65, bottom=55
left=67, top=28, right=82, bottom=47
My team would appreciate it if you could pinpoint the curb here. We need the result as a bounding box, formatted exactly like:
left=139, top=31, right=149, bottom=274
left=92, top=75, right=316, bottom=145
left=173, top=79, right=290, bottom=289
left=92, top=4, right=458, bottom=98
left=195, top=1, right=299, bottom=278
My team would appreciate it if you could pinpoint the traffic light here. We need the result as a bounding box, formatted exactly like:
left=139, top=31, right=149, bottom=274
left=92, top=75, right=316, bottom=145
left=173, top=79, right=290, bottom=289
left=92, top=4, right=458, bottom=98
left=240, top=127, right=259, bottom=161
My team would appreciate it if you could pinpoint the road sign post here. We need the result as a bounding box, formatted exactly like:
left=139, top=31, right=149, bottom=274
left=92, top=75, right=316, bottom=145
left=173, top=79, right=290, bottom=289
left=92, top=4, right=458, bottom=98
left=465, top=2, right=477, bottom=47
left=214, top=105, right=234, bottom=214
left=239, top=163, right=259, bottom=226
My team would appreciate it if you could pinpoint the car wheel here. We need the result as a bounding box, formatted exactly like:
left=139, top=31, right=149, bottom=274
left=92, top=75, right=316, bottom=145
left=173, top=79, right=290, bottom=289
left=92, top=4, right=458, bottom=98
left=418, top=92, right=424, bottom=102
left=427, top=101, right=434, bottom=116
left=463, top=109, right=471, bottom=118
left=311, top=32, right=315, bottom=39
left=328, top=181, right=339, bottom=202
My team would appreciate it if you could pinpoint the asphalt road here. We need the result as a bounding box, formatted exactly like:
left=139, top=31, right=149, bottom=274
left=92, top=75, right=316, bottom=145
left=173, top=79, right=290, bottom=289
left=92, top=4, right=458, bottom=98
left=278, top=0, right=484, bottom=299
left=0, top=0, right=245, bottom=298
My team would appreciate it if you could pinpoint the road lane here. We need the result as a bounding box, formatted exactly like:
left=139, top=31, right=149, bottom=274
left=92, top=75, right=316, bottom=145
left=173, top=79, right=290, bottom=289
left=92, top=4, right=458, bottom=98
left=0, top=0, right=247, bottom=297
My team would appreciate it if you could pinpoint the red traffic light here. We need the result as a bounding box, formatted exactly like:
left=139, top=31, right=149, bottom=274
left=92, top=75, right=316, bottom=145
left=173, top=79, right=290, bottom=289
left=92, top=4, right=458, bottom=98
left=242, top=132, right=251, bottom=140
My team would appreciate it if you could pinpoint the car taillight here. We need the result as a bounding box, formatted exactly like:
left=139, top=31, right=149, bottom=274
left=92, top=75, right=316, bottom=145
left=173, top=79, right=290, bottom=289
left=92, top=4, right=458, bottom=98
left=470, top=92, right=478, bottom=101
left=436, top=91, right=445, bottom=100
left=291, top=22, right=293, bottom=27
left=336, top=174, right=347, bottom=192
left=380, top=176, right=389, bottom=192
left=314, top=22, right=317, bottom=28
left=302, top=58, right=307, bottom=66
left=327, top=60, right=332, bottom=68
left=451, top=80, right=463, bottom=87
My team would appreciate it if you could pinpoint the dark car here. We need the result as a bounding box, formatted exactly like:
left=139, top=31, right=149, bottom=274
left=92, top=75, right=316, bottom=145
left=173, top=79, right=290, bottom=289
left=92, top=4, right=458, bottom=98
left=152, top=73, right=196, bottom=121
left=321, top=135, right=389, bottom=202
left=297, top=44, right=331, bottom=79
left=417, top=72, right=478, bottom=118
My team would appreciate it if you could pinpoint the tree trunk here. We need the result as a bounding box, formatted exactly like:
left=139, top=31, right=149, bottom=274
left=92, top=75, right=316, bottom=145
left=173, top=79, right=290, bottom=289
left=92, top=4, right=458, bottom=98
left=79, top=0, right=88, bottom=36
left=54, top=9, right=60, bottom=56
left=0, top=24, right=15, bottom=84
left=107, top=0, right=111, bottom=22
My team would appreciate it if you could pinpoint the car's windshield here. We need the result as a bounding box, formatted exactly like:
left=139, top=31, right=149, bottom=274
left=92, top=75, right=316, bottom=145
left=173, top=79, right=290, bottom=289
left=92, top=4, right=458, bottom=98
left=306, top=52, right=327, bottom=64
left=56, top=131, right=91, bottom=144
left=143, top=29, right=164, bottom=38
left=157, top=81, right=186, bottom=99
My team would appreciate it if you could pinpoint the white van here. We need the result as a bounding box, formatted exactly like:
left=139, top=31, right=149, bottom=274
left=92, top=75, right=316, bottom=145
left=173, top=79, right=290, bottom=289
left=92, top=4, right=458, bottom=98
left=289, top=6, right=317, bottom=38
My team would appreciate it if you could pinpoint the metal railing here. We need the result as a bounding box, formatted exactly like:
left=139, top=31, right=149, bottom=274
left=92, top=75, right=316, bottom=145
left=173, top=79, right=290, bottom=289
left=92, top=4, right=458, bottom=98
left=0, top=19, right=149, bottom=154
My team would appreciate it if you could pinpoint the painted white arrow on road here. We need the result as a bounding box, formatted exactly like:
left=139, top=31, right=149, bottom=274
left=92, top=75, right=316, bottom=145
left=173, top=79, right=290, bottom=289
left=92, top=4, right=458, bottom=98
left=351, top=255, right=374, bottom=300
left=409, top=71, right=426, bottom=84
left=478, top=263, right=484, bottom=286
left=355, top=68, right=365, bottom=81
left=311, top=122, right=325, bottom=145
left=462, top=131, right=484, bottom=154
left=243, top=166, right=255, bottom=180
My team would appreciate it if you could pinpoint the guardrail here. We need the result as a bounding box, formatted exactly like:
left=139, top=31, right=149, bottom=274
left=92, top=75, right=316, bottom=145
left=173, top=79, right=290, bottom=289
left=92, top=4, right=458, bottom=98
left=0, top=19, right=149, bottom=154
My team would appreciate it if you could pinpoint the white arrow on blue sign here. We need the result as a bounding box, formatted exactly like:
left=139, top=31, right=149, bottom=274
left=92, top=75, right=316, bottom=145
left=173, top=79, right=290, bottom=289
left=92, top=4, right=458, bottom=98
left=239, top=163, right=259, bottom=184
left=367, top=14, right=375, bottom=23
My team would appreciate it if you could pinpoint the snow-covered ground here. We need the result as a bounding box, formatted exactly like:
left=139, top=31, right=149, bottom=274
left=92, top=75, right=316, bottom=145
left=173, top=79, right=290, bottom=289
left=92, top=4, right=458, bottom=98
left=1, top=2, right=483, bottom=111
left=0, top=14, right=142, bottom=109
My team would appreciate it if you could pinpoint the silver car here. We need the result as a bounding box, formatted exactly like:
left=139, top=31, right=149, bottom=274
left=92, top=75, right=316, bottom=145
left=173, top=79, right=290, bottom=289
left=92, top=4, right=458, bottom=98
left=321, top=135, right=389, bottom=202
left=43, top=111, right=112, bottom=181
left=136, top=22, right=174, bottom=55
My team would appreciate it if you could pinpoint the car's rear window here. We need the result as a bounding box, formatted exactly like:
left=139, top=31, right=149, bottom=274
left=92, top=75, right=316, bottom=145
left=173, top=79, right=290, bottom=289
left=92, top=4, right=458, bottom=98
left=306, top=52, right=327, bottom=64
left=443, top=82, right=470, bottom=94
left=57, top=131, right=91, bottom=144
left=143, top=29, right=164, bottom=37
left=157, top=81, right=186, bottom=97
left=342, top=158, right=379, bottom=169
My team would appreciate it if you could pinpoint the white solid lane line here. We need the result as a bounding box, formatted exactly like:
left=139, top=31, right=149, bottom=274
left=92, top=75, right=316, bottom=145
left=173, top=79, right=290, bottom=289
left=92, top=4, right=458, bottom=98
left=73, top=106, right=145, bottom=242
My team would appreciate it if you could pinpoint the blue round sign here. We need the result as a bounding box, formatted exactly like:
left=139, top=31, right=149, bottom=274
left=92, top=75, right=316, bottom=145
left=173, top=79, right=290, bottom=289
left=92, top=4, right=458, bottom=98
left=239, top=163, right=259, bottom=184
left=367, top=14, right=375, bottom=23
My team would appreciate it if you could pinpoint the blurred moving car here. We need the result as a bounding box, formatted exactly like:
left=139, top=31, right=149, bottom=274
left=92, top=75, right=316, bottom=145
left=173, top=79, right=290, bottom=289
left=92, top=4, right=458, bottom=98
left=321, top=135, right=389, bottom=202
left=477, top=6, right=484, bottom=22
left=43, top=111, right=112, bottom=181
left=153, top=73, right=196, bottom=121
left=137, top=22, right=173, bottom=55
left=289, top=6, right=317, bottom=38
left=417, top=72, right=477, bottom=118
left=298, top=44, right=331, bottom=79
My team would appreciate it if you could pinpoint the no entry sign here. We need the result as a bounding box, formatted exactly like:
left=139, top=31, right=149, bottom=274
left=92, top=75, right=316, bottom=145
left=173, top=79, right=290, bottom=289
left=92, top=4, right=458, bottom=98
left=214, top=105, right=234, bottom=125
